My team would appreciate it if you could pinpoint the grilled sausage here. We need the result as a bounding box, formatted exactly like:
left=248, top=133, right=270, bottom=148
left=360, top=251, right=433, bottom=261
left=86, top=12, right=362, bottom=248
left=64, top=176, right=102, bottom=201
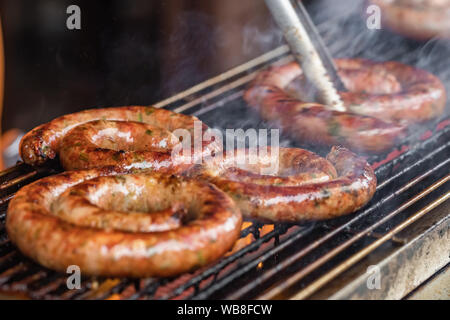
left=244, top=59, right=446, bottom=153
left=337, top=59, right=447, bottom=123
left=6, top=168, right=242, bottom=277
left=59, top=120, right=187, bottom=172
left=197, top=146, right=376, bottom=222
left=371, top=0, right=450, bottom=40
left=20, top=106, right=217, bottom=172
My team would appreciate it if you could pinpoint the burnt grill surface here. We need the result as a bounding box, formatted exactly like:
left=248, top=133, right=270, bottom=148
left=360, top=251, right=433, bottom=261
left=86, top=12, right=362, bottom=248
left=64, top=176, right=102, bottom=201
left=0, top=0, right=449, bottom=299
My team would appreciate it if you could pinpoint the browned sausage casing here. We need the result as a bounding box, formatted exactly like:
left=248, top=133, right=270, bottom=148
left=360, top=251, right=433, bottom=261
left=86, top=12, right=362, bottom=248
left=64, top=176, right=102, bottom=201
left=6, top=169, right=242, bottom=277
left=198, top=146, right=376, bottom=222
left=244, top=59, right=446, bottom=153
left=20, top=106, right=217, bottom=172
left=371, top=0, right=450, bottom=40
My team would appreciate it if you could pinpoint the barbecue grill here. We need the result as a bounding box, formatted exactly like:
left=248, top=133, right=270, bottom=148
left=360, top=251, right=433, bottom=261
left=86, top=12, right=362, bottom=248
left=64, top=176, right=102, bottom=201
left=0, top=1, right=449, bottom=300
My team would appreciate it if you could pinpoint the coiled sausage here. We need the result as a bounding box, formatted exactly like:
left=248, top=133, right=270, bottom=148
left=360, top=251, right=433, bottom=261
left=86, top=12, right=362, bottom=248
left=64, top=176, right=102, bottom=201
left=6, top=168, right=242, bottom=277
left=20, top=106, right=217, bottom=172
left=371, top=0, right=450, bottom=40
left=244, top=59, right=446, bottom=153
left=197, top=146, right=376, bottom=222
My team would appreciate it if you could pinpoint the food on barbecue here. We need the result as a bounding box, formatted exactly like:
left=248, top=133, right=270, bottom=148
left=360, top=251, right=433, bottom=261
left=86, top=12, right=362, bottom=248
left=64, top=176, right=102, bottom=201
left=371, top=0, right=450, bottom=40
left=20, top=106, right=216, bottom=172
left=197, top=146, right=376, bottom=222
left=59, top=120, right=180, bottom=171
left=244, top=59, right=446, bottom=153
left=6, top=169, right=242, bottom=277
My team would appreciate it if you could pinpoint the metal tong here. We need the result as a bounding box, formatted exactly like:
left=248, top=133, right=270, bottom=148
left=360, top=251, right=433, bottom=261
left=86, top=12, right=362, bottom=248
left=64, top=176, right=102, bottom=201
left=265, top=0, right=347, bottom=112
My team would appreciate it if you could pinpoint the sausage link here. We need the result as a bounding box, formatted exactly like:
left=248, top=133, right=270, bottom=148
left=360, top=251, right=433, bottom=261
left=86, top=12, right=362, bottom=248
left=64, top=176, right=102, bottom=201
left=197, top=146, right=374, bottom=222
left=244, top=59, right=446, bottom=153
left=370, top=0, right=450, bottom=40
left=20, top=106, right=217, bottom=171
left=6, top=169, right=242, bottom=277
left=337, top=59, right=446, bottom=123
left=58, top=120, right=189, bottom=172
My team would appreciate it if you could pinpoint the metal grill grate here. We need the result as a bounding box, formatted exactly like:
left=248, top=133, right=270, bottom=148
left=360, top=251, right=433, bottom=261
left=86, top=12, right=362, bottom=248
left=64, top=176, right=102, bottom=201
left=0, top=124, right=448, bottom=299
left=0, top=0, right=449, bottom=299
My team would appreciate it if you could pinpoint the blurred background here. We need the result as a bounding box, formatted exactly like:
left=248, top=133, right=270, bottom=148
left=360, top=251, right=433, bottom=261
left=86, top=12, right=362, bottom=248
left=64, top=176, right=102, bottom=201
left=0, top=0, right=280, bottom=134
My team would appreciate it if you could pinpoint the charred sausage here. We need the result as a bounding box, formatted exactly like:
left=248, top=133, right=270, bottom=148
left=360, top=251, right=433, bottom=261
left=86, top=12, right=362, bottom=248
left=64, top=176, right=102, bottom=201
left=20, top=106, right=217, bottom=172
left=6, top=168, right=242, bottom=277
left=244, top=59, right=446, bottom=153
left=59, top=120, right=187, bottom=172
left=197, top=146, right=376, bottom=222
left=371, top=0, right=450, bottom=40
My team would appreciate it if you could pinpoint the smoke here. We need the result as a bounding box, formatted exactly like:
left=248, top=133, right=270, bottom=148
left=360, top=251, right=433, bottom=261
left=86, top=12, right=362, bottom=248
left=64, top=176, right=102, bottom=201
left=160, top=9, right=284, bottom=98
left=242, top=21, right=283, bottom=57
left=196, top=0, right=449, bottom=159
left=307, top=0, right=450, bottom=157
left=308, top=0, right=409, bottom=60
left=309, top=0, right=450, bottom=80
left=161, top=11, right=225, bottom=95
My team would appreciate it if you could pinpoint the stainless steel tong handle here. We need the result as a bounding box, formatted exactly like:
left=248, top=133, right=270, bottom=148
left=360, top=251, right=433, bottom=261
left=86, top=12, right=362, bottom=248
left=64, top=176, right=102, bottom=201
left=265, top=0, right=346, bottom=112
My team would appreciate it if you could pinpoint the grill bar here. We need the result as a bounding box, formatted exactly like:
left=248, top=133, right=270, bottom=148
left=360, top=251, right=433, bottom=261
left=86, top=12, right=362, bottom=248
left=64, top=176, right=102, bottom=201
left=261, top=174, right=449, bottom=299
left=156, top=45, right=290, bottom=111
left=219, top=141, right=450, bottom=299
left=0, top=121, right=448, bottom=300
left=190, top=225, right=312, bottom=300
left=293, top=187, right=449, bottom=300
left=134, top=223, right=296, bottom=300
